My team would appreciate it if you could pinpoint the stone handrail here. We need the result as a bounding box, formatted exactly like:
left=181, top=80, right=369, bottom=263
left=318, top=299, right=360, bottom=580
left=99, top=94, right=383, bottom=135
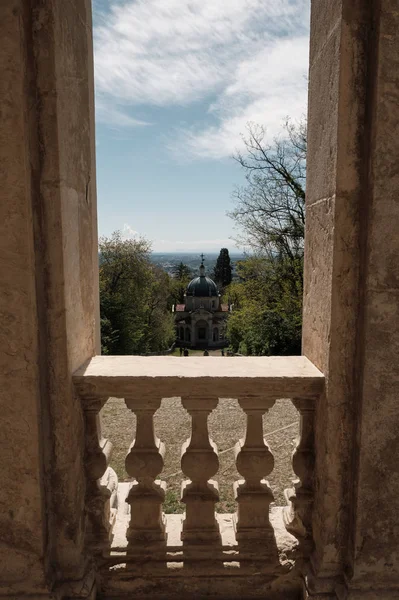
left=74, top=356, right=323, bottom=399
left=73, top=356, right=324, bottom=567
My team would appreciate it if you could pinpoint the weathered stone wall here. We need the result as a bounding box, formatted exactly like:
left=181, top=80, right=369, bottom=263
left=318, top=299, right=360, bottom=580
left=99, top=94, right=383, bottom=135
left=33, top=0, right=98, bottom=582
left=0, top=2, right=49, bottom=594
left=0, top=0, right=99, bottom=596
left=349, top=0, right=399, bottom=593
left=304, top=0, right=399, bottom=597
left=303, top=0, right=368, bottom=582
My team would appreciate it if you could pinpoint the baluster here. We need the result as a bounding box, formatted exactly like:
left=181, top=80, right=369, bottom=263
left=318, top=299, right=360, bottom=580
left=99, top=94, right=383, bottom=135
left=180, top=396, right=221, bottom=545
left=234, top=397, right=276, bottom=544
left=283, top=396, right=316, bottom=549
left=84, top=396, right=114, bottom=555
left=124, top=397, right=166, bottom=551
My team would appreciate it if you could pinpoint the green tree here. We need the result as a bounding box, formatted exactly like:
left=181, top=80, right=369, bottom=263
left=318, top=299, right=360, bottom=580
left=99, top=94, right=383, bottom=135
left=173, top=261, right=192, bottom=280
left=99, top=231, right=175, bottom=355
left=145, top=265, right=177, bottom=351
left=227, top=257, right=302, bottom=356
left=171, top=261, right=192, bottom=304
left=226, top=118, right=306, bottom=355
left=213, top=248, right=232, bottom=288
left=226, top=256, right=302, bottom=356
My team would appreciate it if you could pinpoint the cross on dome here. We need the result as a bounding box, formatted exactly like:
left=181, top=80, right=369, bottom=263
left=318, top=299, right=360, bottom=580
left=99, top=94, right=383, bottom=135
left=199, top=254, right=206, bottom=276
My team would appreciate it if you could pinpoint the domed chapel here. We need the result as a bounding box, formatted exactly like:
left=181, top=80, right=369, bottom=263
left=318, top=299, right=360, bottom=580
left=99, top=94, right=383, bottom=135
left=173, top=256, right=231, bottom=348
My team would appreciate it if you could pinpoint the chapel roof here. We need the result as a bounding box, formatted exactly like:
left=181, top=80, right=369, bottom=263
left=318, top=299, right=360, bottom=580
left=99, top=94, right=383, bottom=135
left=186, top=258, right=219, bottom=297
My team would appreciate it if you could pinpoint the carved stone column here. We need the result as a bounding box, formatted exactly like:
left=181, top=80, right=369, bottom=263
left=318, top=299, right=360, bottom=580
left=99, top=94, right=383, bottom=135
left=180, top=396, right=221, bottom=545
left=84, top=396, right=114, bottom=555
left=124, top=397, right=166, bottom=551
left=234, top=397, right=276, bottom=543
left=284, top=396, right=316, bottom=551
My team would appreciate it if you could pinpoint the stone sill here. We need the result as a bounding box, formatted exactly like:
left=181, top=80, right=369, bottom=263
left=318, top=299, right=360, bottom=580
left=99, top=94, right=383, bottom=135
left=73, top=355, right=324, bottom=399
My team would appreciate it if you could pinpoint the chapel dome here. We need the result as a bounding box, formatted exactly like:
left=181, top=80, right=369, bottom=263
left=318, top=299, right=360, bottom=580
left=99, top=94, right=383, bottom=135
left=186, top=259, right=219, bottom=297
left=186, top=276, right=218, bottom=297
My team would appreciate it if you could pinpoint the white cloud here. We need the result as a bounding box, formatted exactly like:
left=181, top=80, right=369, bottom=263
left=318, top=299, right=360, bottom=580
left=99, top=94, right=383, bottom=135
left=118, top=226, right=239, bottom=251
left=95, top=96, right=151, bottom=128
left=121, top=223, right=140, bottom=239
left=152, top=238, right=240, bottom=252
left=172, top=37, right=309, bottom=159
left=94, top=0, right=310, bottom=156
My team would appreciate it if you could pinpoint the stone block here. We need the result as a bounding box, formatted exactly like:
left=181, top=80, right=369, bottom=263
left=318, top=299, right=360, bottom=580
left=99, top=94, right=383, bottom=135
left=307, top=25, right=340, bottom=203
left=309, top=0, right=342, bottom=67
left=302, top=196, right=335, bottom=373
left=0, top=0, right=98, bottom=594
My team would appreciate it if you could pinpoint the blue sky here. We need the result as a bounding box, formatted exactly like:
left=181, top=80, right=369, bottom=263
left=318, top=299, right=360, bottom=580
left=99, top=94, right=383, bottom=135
left=93, top=0, right=310, bottom=252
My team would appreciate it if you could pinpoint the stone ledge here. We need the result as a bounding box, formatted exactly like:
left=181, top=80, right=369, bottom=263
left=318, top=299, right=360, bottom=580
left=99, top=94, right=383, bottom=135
left=73, top=356, right=324, bottom=400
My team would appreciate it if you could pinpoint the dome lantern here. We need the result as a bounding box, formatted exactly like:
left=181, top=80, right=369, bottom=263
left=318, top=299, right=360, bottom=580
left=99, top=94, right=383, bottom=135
left=186, top=255, right=219, bottom=297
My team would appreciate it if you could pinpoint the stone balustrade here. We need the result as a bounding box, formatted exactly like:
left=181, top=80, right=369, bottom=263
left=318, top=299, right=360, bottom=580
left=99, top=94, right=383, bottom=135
left=83, top=395, right=115, bottom=556
left=73, top=356, right=323, bottom=593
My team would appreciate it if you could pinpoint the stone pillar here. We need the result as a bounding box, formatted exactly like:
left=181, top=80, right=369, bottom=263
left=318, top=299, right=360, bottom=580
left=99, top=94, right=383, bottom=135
left=181, top=397, right=220, bottom=547
left=284, top=397, right=316, bottom=554
left=84, top=397, right=114, bottom=556
left=124, top=397, right=166, bottom=553
left=304, top=1, right=399, bottom=597
left=0, top=0, right=98, bottom=597
left=234, top=397, right=275, bottom=551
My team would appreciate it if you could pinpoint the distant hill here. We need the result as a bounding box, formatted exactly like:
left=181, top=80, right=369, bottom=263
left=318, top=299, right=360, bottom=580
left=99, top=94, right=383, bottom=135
left=150, top=252, right=245, bottom=278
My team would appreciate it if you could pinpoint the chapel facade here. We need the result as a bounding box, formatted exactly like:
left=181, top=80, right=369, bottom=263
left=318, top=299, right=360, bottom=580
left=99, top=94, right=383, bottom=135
left=173, top=258, right=230, bottom=348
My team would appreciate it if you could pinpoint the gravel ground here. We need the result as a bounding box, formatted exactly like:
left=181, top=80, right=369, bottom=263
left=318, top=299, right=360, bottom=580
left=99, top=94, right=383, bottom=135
left=101, top=396, right=299, bottom=512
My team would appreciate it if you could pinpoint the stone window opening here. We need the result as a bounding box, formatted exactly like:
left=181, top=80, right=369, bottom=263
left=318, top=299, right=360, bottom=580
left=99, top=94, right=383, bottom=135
left=2, top=2, right=399, bottom=599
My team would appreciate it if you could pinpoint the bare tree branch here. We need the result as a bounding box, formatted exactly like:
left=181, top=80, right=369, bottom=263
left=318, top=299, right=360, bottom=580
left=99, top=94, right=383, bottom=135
left=229, top=118, right=306, bottom=257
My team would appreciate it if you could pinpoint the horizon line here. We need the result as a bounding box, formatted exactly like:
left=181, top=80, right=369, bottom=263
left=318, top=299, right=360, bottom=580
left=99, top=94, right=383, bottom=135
left=150, top=250, right=244, bottom=254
